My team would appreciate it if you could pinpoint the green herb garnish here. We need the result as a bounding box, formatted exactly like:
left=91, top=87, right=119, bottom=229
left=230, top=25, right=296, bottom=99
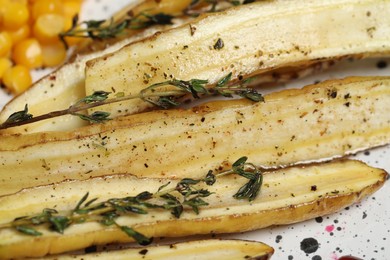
left=1, top=157, right=262, bottom=245
left=0, top=74, right=263, bottom=130
left=59, top=12, right=174, bottom=49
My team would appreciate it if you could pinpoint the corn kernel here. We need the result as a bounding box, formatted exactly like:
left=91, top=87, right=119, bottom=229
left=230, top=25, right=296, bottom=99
left=12, top=38, right=43, bottom=69
left=33, top=14, right=65, bottom=44
left=2, top=2, right=30, bottom=30
left=0, top=57, right=12, bottom=79
left=63, top=0, right=82, bottom=19
left=12, top=0, right=28, bottom=4
left=0, top=31, right=13, bottom=57
left=0, top=0, right=11, bottom=28
left=2, top=64, right=32, bottom=94
left=7, top=24, right=31, bottom=44
left=32, top=0, right=64, bottom=20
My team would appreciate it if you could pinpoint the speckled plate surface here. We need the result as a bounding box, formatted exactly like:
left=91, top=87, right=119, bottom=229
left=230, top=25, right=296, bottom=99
left=1, top=1, right=389, bottom=259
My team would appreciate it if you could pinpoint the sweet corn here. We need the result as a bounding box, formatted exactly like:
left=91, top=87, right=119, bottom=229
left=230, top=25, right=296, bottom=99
left=0, top=32, right=12, bottom=57
left=0, top=57, right=12, bottom=79
left=12, top=38, right=43, bottom=69
left=33, top=14, right=65, bottom=44
left=1, top=2, right=30, bottom=30
left=2, top=65, right=32, bottom=94
left=7, top=24, right=31, bottom=45
left=31, top=0, right=64, bottom=20
left=0, top=0, right=83, bottom=93
left=63, top=0, right=82, bottom=19
left=63, top=0, right=82, bottom=32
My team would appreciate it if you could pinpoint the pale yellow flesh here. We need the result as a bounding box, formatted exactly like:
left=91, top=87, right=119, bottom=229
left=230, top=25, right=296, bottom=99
left=49, top=239, right=274, bottom=260
left=71, top=0, right=193, bottom=56
left=0, top=4, right=189, bottom=135
left=0, top=160, right=386, bottom=258
left=0, top=0, right=243, bottom=135
left=2, top=0, right=390, bottom=135
left=0, top=76, right=389, bottom=196
left=85, top=0, right=390, bottom=118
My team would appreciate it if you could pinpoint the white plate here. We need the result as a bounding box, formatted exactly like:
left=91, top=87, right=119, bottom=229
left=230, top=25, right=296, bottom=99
left=1, top=1, right=389, bottom=259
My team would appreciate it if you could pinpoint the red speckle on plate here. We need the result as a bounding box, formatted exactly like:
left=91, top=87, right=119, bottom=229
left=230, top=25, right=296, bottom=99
left=325, top=224, right=335, bottom=232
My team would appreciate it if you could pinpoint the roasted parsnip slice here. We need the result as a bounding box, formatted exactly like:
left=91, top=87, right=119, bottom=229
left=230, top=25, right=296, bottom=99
left=72, top=0, right=193, bottom=56
left=85, top=0, right=390, bottom=118
left=0, top=160, right=386, bottom=258
left=0, top=0, right=254, bottom=135
left=0, top=13, right=191, bottom=135
left=50, top=239, right=274, bottom=260
left=0, top=77, right=389, bottom=196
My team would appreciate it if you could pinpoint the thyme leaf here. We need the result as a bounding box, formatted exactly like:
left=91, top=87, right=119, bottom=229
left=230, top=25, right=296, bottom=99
left=76, top=91, right=111, bottom=105
left=233, top=156, right=248, bottom=167
left=30, top=208, right=58, bottom=225
left=204, top=170, right=216, bottom=185
left=233, top=171, right=263, bottom=201
left=3, top=104, right=32, bottom=125
left=49, top=216, right=71, bottom=234
left=74, top=192, right=90, bottom=212
left=237, top=89, right=264, bottom=102
left=101, top=212, right=119, bottom=226
left=183, top=197, right=209, bottom=214
left=216, top=72, right=232, bottom=88
left=160, top=193, right=183, bottom=218
left=156, top=96, right=180, bottom=108
left=120, top=226, right=153, bottom=246
left=157, top=182, right=171, bottom=192
left=16, top=226, right=42, bottom=236
left=128, top=13, right=174, bottom=29
left=74, top=111, right=111, bottom=123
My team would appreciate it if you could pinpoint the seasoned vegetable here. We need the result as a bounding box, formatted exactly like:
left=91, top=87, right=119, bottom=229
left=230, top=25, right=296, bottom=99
left=0, top=76, right=389, bottom=196
left=85, top=0, right=390, bottom=118
left=2, top=0, right=390, bottom=134
left=0, top=0, right=193, bottom=134
left=0, top=159, right=386, bottom=258
left=51, top=239, right=274, bottom=260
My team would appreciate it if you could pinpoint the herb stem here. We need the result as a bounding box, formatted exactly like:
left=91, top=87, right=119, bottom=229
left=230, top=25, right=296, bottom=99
left=0, top=75, right=263, bottom=130
left=0, top=90, right=186, bottom=130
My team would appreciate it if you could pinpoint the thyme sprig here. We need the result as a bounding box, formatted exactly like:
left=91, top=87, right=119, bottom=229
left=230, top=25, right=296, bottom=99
left=59, top=12, right=174, bottom=49
left=60, top=0, right=258, bottom=47
left=1, top=157, right=262, bottom=245
left=0, top=74, right=263, bottom=130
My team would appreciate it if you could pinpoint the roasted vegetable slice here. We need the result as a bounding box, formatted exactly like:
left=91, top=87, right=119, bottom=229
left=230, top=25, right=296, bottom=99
left=0, top=1, right=192, bottom=135
left=2, top=0, right=390, bottom=134
left=0, top=76, right=389, bottom=196
left=0, top=159, right=386, bottom=258
left=85, top=0, right=390, bottom=118
left=51, top=239, right=274, bottom=260
left=0, top=0, right=256, bottom=135
left=70, top=0, right=193, bottom=56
